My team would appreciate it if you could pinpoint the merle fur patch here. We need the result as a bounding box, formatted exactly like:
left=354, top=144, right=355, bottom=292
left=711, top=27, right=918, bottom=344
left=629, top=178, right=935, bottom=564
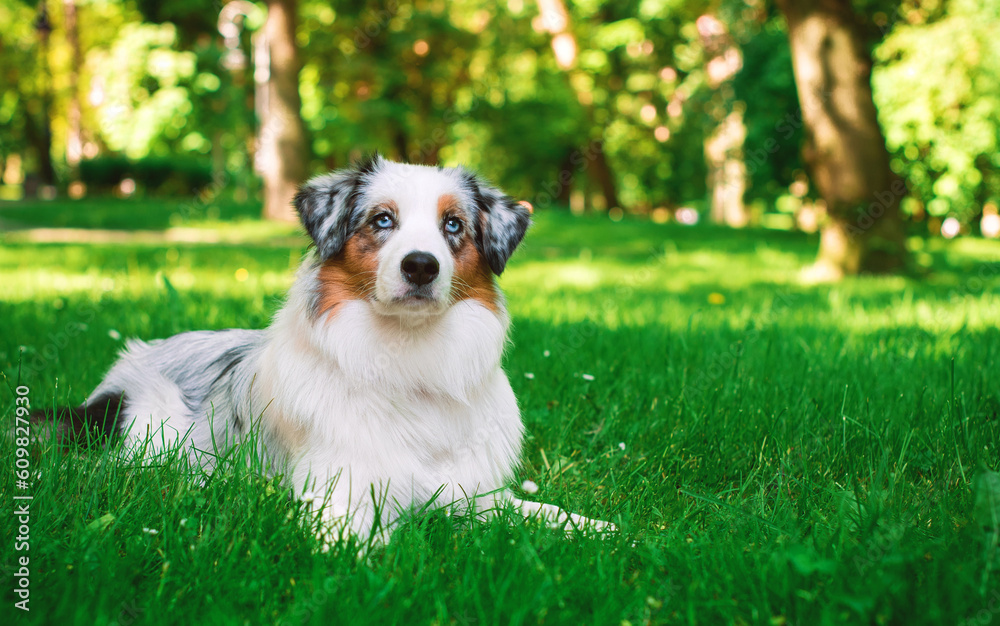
left=295, top=154, right=386, bottom=260
left=461, top=170, right=531, bottom=275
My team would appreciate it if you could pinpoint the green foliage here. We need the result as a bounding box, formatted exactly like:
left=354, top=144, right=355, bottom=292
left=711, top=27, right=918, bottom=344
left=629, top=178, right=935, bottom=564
left=135, top=0, right=221, bottom=44
left=2, top=203, right=1000, bottom=623
left=88, top=23, right=199, bottom=158
left=732, top=18, right=803, bottom=201
left=0, top=0, right=46, bottom=173
left=293, top=0, right=719, bottom=208
left=2, top=0, right=999, bottom=230
left=873, top=0, right=1000, bottom=221
left=79, top=155, right=213, bottom=194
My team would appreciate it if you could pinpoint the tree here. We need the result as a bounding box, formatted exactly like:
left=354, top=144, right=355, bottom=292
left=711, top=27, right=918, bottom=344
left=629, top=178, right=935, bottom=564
left=259, top=0, right=309, bottom=221
left=31, top=0, right=57, bottom=194
left=729, top=15, right=804, bottom=208
left=775, top=0, right=907, bottom=279
left=63, top=0, right=83, bottom=180
left=698, top=14, right=748, bottom=227
left=872, top=0, right=1000, bottom=227
left=534, top=0, right=619, bottom=211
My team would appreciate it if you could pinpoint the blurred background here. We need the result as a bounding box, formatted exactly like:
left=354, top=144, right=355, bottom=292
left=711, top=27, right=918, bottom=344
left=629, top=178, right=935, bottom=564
left=1, top=0, right=999, bottom=279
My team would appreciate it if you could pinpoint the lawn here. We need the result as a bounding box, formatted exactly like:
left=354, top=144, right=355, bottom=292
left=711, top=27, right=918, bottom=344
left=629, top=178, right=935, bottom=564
left=2, top=198, right=999, bottom=625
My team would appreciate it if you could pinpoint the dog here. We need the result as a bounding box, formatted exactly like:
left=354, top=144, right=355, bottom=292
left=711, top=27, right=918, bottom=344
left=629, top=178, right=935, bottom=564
left=37, top=154, right=612, bottom=541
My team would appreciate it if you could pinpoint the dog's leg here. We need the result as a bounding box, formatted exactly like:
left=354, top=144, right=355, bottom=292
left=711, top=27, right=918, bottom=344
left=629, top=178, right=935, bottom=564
left=488, top=492, right=616, bottom=533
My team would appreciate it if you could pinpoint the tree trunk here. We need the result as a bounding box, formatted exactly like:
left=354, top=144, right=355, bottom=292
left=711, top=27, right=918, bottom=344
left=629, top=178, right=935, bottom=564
left=32, top=1, right=57, bottom=194
left=776, top=0, right=907, bottom=280
left=259, top=0, right=309, bottom=222
left=63, top=0, right=83, bottom=178
left=535, top=0, right=619, bottom=211
left=590, top=142, right=619, bottom=210
left=699, top=15, right=748, bottom=227
left=705, top=105, right=748, bottom=227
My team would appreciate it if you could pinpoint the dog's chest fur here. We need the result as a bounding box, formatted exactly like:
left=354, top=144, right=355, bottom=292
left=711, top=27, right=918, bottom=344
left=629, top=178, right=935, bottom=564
left=247, top=287, right=523, bottom=515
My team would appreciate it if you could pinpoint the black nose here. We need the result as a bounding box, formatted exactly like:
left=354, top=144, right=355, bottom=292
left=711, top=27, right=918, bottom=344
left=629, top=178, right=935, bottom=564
left=401, top=252, right=439, bottom=286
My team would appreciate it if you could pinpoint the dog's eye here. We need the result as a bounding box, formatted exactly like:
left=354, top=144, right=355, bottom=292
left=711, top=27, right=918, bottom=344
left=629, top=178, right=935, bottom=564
left=373, top=213, right=395, bottom=229
left=444, top=217, right=463, bottom=234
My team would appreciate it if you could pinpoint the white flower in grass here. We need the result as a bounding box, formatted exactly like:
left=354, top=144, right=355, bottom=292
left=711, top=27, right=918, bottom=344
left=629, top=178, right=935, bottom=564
left=543, top=350, right=550, bottom=357
left=524, top=372, right=535, bottom=379
left=618, top=442, right=626, bottom=451
left=179, top=518, right=188, bottom=528
left=142, top=527, right=159, bottom=535
left=521, top=480, right=539, bottom=494
left=582, top=373, right=595, bottom=381
left=301, top=491, right=316, bottom=504
left=108, top=329, right=121, bottom=341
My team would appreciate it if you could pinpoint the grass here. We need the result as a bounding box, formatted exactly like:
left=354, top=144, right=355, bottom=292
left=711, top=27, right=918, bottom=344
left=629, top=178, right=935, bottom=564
left=2, top=197, right=999, bottom=625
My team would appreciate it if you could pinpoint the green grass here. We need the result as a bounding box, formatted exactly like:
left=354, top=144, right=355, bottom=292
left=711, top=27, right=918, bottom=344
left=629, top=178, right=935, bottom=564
left=2, top=198, right=999, bottom=625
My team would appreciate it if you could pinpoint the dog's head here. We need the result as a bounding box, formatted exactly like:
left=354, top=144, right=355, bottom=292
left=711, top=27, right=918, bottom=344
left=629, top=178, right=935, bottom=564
left=295, top=154, right=531, bottom=320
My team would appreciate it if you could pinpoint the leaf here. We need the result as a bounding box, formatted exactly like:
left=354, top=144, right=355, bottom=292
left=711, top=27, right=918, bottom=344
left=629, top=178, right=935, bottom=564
left=86, top=513, right=116, bottom=533
left=786, top=545, right=838, bottom=576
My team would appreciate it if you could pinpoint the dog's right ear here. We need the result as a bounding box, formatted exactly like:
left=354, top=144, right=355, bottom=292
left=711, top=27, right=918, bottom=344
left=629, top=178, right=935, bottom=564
left=294, top=171, right=358, bottom=260
left=294, top=154, right=384, bottom=260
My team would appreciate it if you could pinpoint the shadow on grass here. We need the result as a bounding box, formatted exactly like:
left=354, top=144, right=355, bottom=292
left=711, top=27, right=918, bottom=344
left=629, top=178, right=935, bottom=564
left=0, top=196, right=262, bottom=231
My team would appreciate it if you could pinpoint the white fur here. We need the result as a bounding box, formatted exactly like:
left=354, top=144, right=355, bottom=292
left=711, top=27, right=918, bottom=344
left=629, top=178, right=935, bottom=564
left=363, top=163, right=463, bottom=311
left=82, top=160, right=613, bottom=541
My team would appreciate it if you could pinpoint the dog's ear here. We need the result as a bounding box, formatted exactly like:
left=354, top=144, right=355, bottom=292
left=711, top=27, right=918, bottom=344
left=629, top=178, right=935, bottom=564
left=294, top=154, right=384, bottom=260
left=463, top=171, right=532, bottom=275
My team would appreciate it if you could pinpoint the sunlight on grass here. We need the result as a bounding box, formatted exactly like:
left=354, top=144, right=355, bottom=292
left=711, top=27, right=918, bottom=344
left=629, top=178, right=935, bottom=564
left=2, top=207, right=1000, bottom=625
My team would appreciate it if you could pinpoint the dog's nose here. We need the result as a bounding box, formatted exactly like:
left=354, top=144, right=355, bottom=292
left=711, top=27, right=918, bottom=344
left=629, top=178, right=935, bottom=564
left=401, top=252, right=439, bottom=286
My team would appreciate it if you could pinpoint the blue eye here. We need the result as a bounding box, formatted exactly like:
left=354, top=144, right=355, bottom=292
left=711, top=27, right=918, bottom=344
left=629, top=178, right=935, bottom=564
left=373, top=213, right=395, bottom=229
left=444, top=217, right=462, bottom=234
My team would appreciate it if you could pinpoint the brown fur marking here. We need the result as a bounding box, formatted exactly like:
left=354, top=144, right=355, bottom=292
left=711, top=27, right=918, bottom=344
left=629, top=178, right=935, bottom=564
left=446, top=196, right=500, bottom=313
left=437, top=193, right=460, bottom=220
left=316, top=229, right=381, bottom=318
left=267, top=407, right=308, bottom=453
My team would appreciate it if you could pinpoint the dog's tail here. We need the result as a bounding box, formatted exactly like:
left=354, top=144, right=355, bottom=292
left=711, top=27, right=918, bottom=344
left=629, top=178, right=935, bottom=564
left=29, top=391, right=126, bottom=447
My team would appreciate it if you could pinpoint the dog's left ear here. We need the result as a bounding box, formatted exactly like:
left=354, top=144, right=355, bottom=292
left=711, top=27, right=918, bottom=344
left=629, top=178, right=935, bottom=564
left=463, top=171, right=532, bottom=275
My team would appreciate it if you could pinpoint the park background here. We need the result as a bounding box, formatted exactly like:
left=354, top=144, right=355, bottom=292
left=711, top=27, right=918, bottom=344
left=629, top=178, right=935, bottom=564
left=2, top=0, right=1000, bottom=278
left=2, top=1, right=1000, bottom=625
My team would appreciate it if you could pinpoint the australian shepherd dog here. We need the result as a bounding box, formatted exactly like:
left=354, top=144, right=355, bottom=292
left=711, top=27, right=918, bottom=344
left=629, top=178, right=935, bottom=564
left=38, top=154, right=612, bottom=541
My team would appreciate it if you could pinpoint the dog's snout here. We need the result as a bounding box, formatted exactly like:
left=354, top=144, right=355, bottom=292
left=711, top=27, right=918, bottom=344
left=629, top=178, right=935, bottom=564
left=401, top=252, right=440, bottom=286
